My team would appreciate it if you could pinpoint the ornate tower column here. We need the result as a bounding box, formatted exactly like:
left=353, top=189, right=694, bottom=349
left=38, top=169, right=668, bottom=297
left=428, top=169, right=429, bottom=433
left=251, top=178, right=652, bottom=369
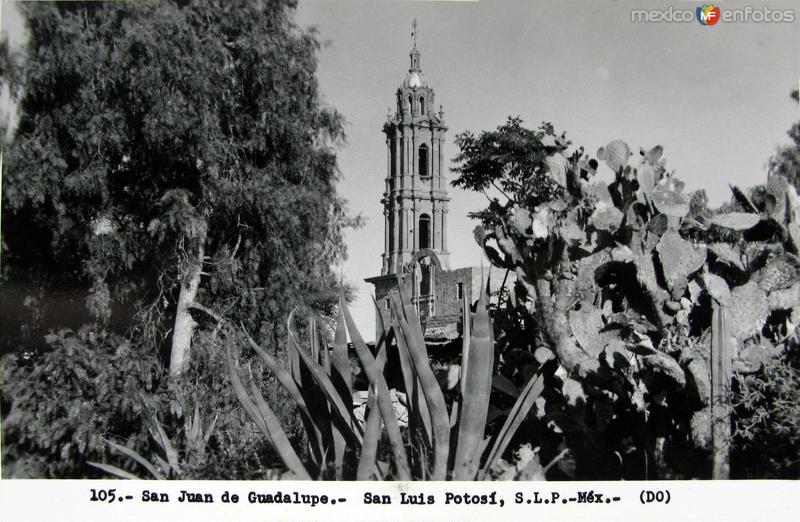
left=377, top=23, right=450, bottom=275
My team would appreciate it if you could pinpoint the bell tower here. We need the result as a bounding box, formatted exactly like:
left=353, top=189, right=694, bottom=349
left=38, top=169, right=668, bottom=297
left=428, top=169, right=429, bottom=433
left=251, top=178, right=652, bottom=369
left=380, top=19, right=450, bottom=275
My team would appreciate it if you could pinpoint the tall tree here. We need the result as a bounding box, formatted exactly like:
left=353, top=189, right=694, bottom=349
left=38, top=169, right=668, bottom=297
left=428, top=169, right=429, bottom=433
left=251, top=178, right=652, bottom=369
left=1, top=0, right=357, bottom=374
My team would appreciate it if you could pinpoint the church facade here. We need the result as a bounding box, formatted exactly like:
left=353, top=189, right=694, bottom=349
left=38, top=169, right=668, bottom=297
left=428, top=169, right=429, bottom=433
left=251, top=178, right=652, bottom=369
left=365, top=32, right=492, bottom=344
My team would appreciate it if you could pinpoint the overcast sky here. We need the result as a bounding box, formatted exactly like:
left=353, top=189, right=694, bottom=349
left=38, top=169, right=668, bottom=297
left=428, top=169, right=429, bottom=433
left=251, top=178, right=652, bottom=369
left=2, top=1, right=798, bottom=341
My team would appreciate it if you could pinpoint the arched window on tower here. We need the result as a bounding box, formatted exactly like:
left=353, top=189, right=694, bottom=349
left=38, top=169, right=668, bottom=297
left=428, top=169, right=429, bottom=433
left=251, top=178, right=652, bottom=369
left=408, top=96, right=413, bottom=114
left=418, top=144, right=429, bottom=178
left=420, top=96, right=425, bottom=115
left=418, top=214, right=431, bottom=250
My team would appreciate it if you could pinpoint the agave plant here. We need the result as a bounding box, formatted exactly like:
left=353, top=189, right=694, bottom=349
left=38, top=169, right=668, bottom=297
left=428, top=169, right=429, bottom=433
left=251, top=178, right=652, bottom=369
left=226, top=273, right=554, bottom=480
left=88, top=402, right=216, bottom=479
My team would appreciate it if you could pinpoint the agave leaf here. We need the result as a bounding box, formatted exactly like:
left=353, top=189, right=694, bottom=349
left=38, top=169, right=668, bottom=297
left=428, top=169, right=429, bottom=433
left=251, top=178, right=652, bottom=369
left=309, top=315, right=319, bottom=363
left=150, top=415, right=180, bottom=475
left=105, top=439, right=164, bottom=480
left=241, top=326, right=325, bottom=467
left=392, top=278, right=434, bottom=448
left=453, top=278, right=494, bottom=480
left=227, top=339, right=312, bottom=479
left=492, top=374, right=519, bottom=399
left=332, top=307, right=353, bottom=395
left=331, top=308, right=351, bottom=479
left=390, top=283, right=451, bottom=481
left=287, top=311, right=364, bottom=445
left=88, top=461, right=142, bottom=480
left=250, top=366, right=311, bottom=480
left=354, top=322, right=389, bottom=481
left=344, top=294, right=411, bottom=480
left=392, top=312, right=433, bottom=463
left=460, top=288, right=472, bottom=396
left=226, top=339, right=273, bottom=442
left=246, top=369, right=311, bottom=479
left=480, top=372, right=545, bottom=479
left=188, top=402, right=201, bottom=447
left=152, top=454, right=171, bottom=476
left=356, top=386, right=382, bottom=480
left=203, top=414, right=218, bottom=445
left=729, top=184, right=758, bottom=213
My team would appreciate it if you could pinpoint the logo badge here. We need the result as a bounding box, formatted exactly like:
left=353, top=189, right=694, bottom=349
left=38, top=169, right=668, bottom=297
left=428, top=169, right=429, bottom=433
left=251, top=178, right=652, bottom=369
left=697, top=4, right=721, bottom=25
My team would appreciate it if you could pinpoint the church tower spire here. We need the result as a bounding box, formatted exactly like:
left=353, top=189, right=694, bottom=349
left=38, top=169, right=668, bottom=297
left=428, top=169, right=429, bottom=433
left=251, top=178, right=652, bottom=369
left=410, top=18, right=421, bottom=71
left=378, top=20, right=450, bottom=276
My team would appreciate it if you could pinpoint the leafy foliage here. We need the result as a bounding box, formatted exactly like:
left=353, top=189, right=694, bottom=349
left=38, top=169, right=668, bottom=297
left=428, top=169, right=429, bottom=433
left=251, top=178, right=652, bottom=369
left=732, top=344, right=800, bottom=478
left=1, top=328, right=160, bottom=477
left=1, top=0, right=357, bottom=359
left=1, top=0, right=358, bottom=478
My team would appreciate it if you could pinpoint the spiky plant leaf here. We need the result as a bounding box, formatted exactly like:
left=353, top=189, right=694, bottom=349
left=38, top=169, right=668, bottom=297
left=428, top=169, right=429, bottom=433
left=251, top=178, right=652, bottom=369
left=480, top=372, right=545, bottom=479
left=287, top=311, right=364, bottom=445
left=88, top=461, right=142, bottom=480
left=241, top=326, right=325, bottom=467
left=453, top=278, right=494, bottom=480
left=105, top=438, right=164, bottom=479
left=343, top=295, right=411, bottom=480
left=390, top=283, right=451, bottom=481
left=226, top=338, right=311, bottom=479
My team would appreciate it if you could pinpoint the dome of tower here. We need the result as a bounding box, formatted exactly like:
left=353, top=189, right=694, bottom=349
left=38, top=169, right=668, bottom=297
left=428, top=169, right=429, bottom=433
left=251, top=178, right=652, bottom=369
left=403, top=70, right=428, bottom=89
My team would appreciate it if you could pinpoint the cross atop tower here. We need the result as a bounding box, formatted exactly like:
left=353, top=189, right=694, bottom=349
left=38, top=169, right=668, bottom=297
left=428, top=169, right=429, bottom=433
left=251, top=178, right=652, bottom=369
left=411, top=18, right=417, bottom=50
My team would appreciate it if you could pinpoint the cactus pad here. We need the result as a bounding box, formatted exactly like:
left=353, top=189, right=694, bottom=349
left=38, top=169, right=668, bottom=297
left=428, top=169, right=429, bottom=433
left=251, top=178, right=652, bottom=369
left=656, top=231, right=707, bottom=296
left=728, top=282, right=769, bottom=340
left=710, top=212, right=760, bottom=231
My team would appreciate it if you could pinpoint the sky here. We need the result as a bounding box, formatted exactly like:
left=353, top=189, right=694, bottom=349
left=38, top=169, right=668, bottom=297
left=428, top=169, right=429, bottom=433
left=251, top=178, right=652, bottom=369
left=295, top=0, right=799, bottom=340
left=1, top=0, right=798, bottom=341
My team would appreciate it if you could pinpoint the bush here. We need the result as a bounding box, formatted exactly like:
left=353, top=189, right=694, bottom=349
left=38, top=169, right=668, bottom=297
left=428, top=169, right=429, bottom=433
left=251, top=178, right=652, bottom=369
left=1, top=327, right=160, bottom=477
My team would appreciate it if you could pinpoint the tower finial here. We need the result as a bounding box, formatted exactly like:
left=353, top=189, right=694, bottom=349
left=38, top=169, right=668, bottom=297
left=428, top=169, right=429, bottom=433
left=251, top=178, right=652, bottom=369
left=409, top=19, right=421, bottom=72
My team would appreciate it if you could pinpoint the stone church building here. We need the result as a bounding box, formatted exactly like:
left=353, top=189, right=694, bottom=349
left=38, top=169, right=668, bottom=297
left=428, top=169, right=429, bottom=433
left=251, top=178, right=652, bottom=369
left=365, top=33, right=502, bottom=344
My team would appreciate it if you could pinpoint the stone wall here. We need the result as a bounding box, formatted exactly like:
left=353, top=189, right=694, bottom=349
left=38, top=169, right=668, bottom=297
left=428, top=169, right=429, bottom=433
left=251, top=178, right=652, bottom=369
left=367, top=265, right=516, bottom=342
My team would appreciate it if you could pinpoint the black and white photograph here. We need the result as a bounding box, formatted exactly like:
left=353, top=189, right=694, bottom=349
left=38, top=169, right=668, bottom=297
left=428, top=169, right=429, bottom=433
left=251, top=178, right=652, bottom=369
left=0, top=0, right=798, bottom=518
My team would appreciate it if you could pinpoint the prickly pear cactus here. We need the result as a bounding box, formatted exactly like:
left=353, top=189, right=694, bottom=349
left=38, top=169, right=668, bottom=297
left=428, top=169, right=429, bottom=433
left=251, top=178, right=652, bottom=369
left=458, top=124, right=799, bottom=478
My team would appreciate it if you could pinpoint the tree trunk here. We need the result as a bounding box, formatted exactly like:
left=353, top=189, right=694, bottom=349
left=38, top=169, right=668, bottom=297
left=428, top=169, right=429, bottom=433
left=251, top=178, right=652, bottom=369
left=169, top=224, right=207, bottom=376
left=534, top=276, right=599, bottom=376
